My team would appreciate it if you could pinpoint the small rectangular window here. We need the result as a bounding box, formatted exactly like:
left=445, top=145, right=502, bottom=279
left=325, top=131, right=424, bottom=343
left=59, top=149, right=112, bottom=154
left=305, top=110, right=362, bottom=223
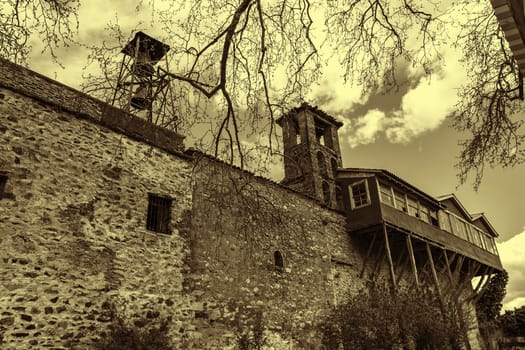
left=430, top=210, right=439, bottom=226
left=0, top=174, right=7, bottom=197
left=146, top=194, right=172, bottom=234
left=350, top=180, right=370, bottom=209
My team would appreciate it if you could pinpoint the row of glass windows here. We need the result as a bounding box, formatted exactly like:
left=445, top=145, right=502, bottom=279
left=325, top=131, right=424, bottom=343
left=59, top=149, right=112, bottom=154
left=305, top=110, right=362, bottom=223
left=378, top=182, right=498, bottom=255
left=378, top=182, right=439, bottom=226
left=438, top=210, right=498, bottom=254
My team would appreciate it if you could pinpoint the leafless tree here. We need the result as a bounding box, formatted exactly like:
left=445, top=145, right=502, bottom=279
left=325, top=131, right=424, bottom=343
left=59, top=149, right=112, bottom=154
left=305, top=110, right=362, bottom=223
left=452, top=0, right=525, bottom=189
left=0, top=0, right=79, bottom=64
left=1, top=0, right=524, bottom=186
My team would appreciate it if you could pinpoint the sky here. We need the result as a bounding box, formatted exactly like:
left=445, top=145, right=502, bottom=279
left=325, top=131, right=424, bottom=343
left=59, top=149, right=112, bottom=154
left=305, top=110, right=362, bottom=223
left=13, top=0, right=525, bottom=312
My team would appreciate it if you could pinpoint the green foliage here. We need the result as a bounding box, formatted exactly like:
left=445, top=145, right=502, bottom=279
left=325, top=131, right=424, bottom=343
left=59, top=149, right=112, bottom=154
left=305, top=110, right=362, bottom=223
left=475, top=270, right=509, bottom=348
left=95, top=302, right=173, bottom=350
left=476, top=270, right=509, bottom=325
left=321, top=282, right=466, bottom=350
left=499, top=305, right=525, bottom=337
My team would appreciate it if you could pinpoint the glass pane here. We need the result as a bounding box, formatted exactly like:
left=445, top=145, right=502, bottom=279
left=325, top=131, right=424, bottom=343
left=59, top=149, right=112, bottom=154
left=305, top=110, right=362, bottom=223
left=379, top=183, right=394, bottom=207
left=439, top=211, right=451, bottom=232
left=394, top=191, right=406, bottom=211
left=407, top=197, right=418, bottom=217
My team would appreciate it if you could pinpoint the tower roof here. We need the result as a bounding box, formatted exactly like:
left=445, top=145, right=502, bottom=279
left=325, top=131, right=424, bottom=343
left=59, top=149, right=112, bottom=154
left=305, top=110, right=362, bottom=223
left=121, top=31, right=170, bottom=63
left=276, top=102, right=344, bottom=128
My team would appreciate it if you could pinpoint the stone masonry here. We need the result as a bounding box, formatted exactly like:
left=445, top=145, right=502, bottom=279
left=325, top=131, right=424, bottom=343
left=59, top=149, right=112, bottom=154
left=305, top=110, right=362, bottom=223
left=0, top=57, right=485, bottom=349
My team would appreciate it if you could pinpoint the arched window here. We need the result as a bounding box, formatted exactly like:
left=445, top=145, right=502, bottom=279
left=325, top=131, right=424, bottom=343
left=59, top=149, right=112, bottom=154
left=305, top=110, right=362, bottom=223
left=317, top=151, right=327, bottom=178
left=335, top=186, right=344, bottom=210
left=322, top=181, right=330, bottom=205
left=331, top=158, right=338, bottom=178
left=274, top=251, right=284, bottom=271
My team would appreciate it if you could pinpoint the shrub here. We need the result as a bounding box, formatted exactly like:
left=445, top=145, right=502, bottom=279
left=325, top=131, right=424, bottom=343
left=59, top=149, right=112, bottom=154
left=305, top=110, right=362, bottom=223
left=95, top=302, right=173, bottom=350
left=321, top=282, right=466, bottom=350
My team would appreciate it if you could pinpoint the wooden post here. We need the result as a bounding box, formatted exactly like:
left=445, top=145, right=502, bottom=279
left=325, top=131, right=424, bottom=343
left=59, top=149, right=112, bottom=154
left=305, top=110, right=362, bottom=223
left=383, top=224, right=397, bottom=289
left=443, top=250, right=454, bottom=284
left=426, top=242, right=444, bottom=310
left=406, top=233, right=419, bottom=287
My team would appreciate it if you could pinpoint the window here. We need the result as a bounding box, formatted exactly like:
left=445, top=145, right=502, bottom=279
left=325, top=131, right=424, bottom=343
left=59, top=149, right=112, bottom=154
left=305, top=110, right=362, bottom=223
left=430, top=210, right=439, bottom=226
left=331, top=158, right=338, bottom=178
left=439, top=211, right=451, bottom=232
left=317, top=151, right=327, bottom=177
left=350, top=180, right=370, bottom=209
left=0, top=174, right=7, bottom=198
left=274, top=251, right=284, bottom=271
left=335, top=186, right=344, bottom=211
left=394, top=191, right=406, bottom=211
left=407, top=197, right=419, bottom=218
left=322, top=181, right=331, bottom=205
left=379, top=183, right=394, bottom=207
left=146, top=194, right=171, bottom=234
left=419, top=205, right=430, bottom=223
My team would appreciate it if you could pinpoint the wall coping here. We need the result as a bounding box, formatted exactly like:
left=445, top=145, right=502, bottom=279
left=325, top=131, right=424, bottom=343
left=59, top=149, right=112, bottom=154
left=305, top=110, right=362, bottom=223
left=0, top=58, right=190, bottom=160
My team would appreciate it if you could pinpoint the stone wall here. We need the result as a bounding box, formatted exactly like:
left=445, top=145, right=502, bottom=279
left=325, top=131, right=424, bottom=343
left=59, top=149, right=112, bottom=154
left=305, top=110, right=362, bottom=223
left=0, top=86, right=194, bottom=349
left=0, top=58, right=485, bottom=349
left=187, top=155, right=357, bottom=348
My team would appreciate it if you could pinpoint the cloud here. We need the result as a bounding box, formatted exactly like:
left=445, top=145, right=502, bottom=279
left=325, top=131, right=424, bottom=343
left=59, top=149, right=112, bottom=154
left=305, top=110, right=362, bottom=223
left=336, top=47, right=467, bottom=148
left=386, top=50, right=466, bottom=143
left=340, top=109, right=387, bottom=147
left=498, top=229, right=525, bottom=311
left=308, top=55, right=366, bottom=114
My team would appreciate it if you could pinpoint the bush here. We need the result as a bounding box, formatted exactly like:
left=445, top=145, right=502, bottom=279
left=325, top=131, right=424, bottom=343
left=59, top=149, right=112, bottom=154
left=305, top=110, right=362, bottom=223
left=95, top=302, right=173, bottom=350
left=321, top=282, right=466, bottom=350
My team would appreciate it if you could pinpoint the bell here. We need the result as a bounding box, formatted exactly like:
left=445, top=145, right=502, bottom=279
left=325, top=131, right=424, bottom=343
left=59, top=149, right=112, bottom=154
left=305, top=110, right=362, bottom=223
left=134, top=50, right=155, bottom=77
left=130, top=85, right=151, bottom=110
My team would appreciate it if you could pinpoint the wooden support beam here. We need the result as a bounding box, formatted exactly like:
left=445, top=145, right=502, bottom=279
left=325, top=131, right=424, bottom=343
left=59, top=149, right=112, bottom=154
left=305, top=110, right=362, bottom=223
left=383, top=224, right=397, bottom=289
left=360, top=232, right=377, bottom=278
left=443, top=249, right=454, bottom=285
left=426, top=242, right=443, bottom=305
left=442, top=250, right=456, bottom=294
left=406, top=233, right=419, bottom=287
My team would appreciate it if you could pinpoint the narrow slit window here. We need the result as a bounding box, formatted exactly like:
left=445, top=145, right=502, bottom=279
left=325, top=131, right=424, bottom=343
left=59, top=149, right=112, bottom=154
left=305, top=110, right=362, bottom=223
left=0, top=174, right=7, bottom=198
left=322, top=181, right=330, bottom=205
left=274, top=251, right=284, bottom=271
left=317, top=151, right=327, bottom=178
left=146, top=194, right=172, bottom=234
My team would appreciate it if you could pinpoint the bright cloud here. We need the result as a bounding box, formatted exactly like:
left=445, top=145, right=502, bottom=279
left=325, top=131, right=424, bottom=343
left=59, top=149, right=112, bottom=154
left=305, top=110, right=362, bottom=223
left=341, top=109, right=387, bottom=148
left=307, top=55, right=366, bottom=114
left=336, top=47, right=467, bottom=148
left=386, top=49, right=466, bottom=143
left=498, top=229, right=525, bottom=311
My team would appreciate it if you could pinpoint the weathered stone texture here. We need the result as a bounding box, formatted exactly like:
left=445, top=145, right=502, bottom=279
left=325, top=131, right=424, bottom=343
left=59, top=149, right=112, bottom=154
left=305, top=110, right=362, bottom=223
left=0, top=87, right=194, bottom=349
left=186, top=157, right=358, bottom=348
left=0, top=59, right=485, bottom=349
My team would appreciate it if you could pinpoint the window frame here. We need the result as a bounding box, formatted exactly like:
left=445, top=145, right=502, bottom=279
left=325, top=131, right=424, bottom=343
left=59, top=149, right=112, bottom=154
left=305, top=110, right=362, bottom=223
left=274, top=250, right=284, bottom=271
left=146, top=193, right=172, bottom=234
left=349, top=179, right=371, bottom=210
left=0, top=174, right=7, bottom=198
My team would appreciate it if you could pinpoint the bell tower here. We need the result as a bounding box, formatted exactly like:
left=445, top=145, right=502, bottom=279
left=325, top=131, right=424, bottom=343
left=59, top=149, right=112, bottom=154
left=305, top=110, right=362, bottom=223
left=277, top=103, right=343, bottom=209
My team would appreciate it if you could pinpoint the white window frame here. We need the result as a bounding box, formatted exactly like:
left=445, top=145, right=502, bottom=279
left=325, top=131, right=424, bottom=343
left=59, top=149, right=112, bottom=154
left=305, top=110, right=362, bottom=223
left=349, top=179, right=371, bottom=209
